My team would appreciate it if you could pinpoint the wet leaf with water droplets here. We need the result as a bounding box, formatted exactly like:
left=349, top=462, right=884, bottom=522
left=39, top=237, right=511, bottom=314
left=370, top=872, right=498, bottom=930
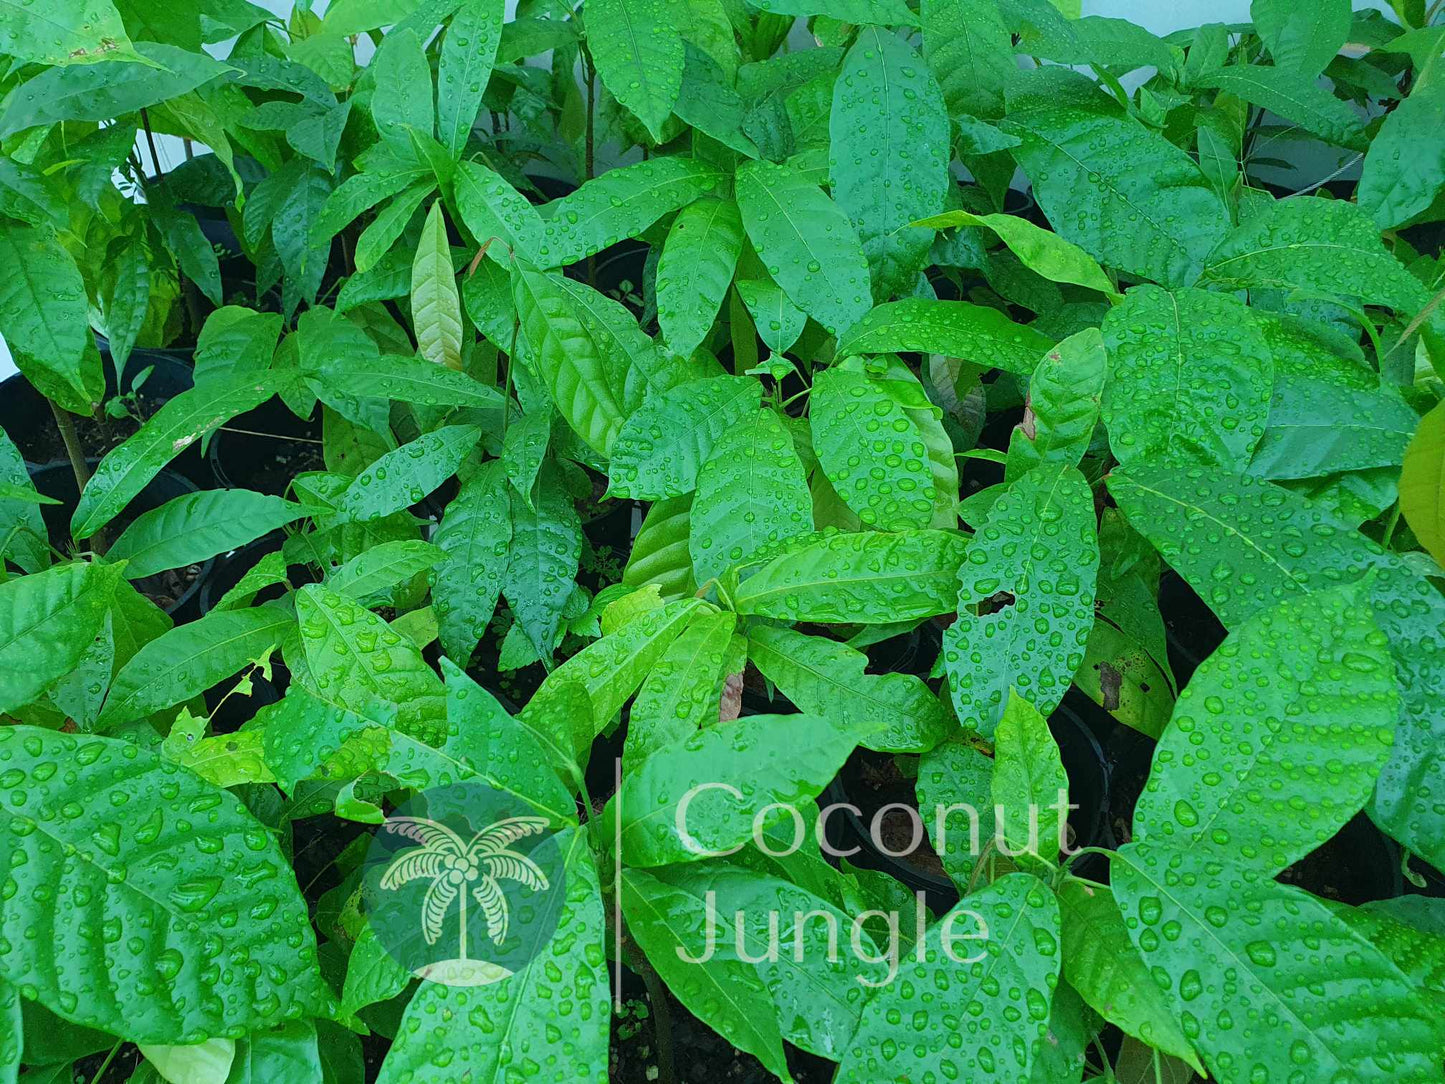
left=834, top=297, right=1054, bottom=375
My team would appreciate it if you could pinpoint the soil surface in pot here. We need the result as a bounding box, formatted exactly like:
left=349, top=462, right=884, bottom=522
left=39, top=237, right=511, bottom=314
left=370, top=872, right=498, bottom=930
left=209, top=401, right=325, bottom=496
left=612, top=965, right=836, bottom=1084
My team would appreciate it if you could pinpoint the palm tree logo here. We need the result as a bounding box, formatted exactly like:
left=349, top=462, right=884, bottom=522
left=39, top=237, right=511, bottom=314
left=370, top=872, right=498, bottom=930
left=379, top=815, right=550, bottom=981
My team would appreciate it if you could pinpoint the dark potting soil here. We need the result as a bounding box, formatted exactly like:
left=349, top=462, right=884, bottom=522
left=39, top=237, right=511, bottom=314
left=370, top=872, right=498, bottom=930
left=19, top=399, right=150, bottom=464
left=846, top=751, right=950, bottom=882
left=133, top=562, right=203, bottom=612
left=611, top=966, right=836, bottom=1084
left=225, top=435, right=326, bottom=496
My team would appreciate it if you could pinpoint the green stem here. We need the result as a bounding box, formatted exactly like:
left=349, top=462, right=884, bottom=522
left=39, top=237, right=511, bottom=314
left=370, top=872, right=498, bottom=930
left=1381, top=503, right=1402, bottom=549
left=638, top=956, right=677, bottom=1084
left=88, top=1041, right=123, bottom=1084
left=501, top=319, right=519, bottom=443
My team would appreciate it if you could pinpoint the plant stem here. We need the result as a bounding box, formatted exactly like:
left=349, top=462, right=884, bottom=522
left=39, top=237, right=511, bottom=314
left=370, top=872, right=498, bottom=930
left=139, top=108, right=164, bottom=185
left=49, top=399, right=92, bottom=496
left=638, top=956, right=677, bottom=1084
left=88, top=1040, right=122, bottom=1084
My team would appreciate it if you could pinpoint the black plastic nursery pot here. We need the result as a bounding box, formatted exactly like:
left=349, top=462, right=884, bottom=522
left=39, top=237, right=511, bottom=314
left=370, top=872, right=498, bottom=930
left=1, top=350, right=206, bottom=482
left=822, top=699, right=1111, bottom=912
left=207, top=398, right=324, bottom=496
left=29, top=459, right=213, bottom=620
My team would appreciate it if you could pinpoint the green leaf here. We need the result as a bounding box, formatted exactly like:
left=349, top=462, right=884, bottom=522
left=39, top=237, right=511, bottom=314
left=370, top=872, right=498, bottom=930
left=1203, top=64, right=1365, bottom=150
left=0, top=42, right=233, bottom=137
left=501, top=409, right=551, bottom=510
left=1401, top=401, right=1445, bottom=569
left=0, top=222, right=98, bottom=413
left=73, top=372, right=281, bottom=541
left=224, top=1022, right=323, bottom=1084
left=0, top=0, right=139, bottom=65
left=731, top=528, right=969, bottom=623
left=810, top=365, right=936, bottom=530
left=528, top=599, right=701, bottom=743
left=369, top=28, right=433, bottom=144
left=1197, top=196, right=1429, bottom=315
left=1251, top=0, right=1349, bottom=75
left=0, top=726, right=329, bottom=1042
left=835, top=875, right=1061, bottom=1083
left=584, top=0, right=683, bottom=140
left=437, top=0, right=503, bottom=156
left=609, top=710, right=873, bottom=866
left=539, top=157, right=721, bottom=268
left=1250, top=377, right=1418, bottom=481
left=0, top=562, right=120, bottom=716
left=1101, top=285, right=1273, bottom=469
left=141, top=1038, right=234, bottom=1084
left=311, top=170, right=428, bottom=252
left=1006, top=328, right=1107, bottom=479
left=192, top=307, right=283, bottom=382
left=921, top=0, right=1015, bottom=120
left=623, top=494, right=696, bottom=600
left=689, top=409, right=812, bottom=587
left=377, top=828, right=608, bottom=1083
left=656, top=196, right=744, bottom=357
left=627, top=609, right=737, bottom=766
left=1002, top=80, right=1229, bottom=287
left=1136, top=581, right=1398, bottom=873
left=107, top=491, right=310, bottom=580
left=499, top=472, right=582, bottom=660
left=97, top=605, right=290, bottom=729
left=296, top=581, right=446, bottom=742
left=608, top=375, right=763, bottom=500
left=411, top=202, right=464, bottom=371
left=748, top=624, right=949, bottom=753
left=0, top=433, right=47, bottom=575
left=334, top=425, right=481, bottom=522
left=453, top=159, right=545, bottom=260
left=735, top=277, right=805, bottom=354
left=621, top=868, right=788, bottom=1080
left=1056, top=878, right=1204, bottom=1072
left=1105, top=461, right=1445, bottom=873
left=834, top=298, right=1054, bottom=375
left=915, top=210, right=1118, bottom=298
left=673, top=41, right=757, bottom=156
left=829, top=28, right=949, bottom=295
left=354, top=181, right=435, bottom=274
left=944, top=463, right=1098, bottom=739
left=431, top=461, right=511, bottom=663
left=916, top=734, right=995, bottom=888
left=1113, top=842, right=1444, bottom=1083
left=512, top=264, right=635, bottom=456
left=1358, top=78, right=1445, bottom=229
left=326, top=539, right=443, bottom=604
left=307, top=350, right=503, bottom=409
left=748, top=0, right=917, bottom=24
left=991, top=690, right=1068, bottom=866
left=734, top=158, right=871, bottom=336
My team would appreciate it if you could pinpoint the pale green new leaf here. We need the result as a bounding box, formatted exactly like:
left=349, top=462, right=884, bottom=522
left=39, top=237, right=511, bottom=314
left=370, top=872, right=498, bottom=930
left=1135, top=582, right=1398, bottom=873
left=1101, top=285, right=1273, bottom=469
left=810, top=366, right=936, bottom=530
left=689, top=409, right=812, bottom=587
left=748, top=624, right=949, bottom=753
left=835, top=875, right=1061, bottom=1083
left=991, top=691, right=1068, bottom=866
left=1113, top=842, right=1444, bottom=1084
left=944, top=463, right=1098, bottom=739
left=585, top=0, right=684, bottom=140
left=412, top=202, right=464, bottom=371
left=830, top=28, right=949, bottom=295
left=834, top=298, right=1054, bottom=375
left=734, top=159, right=871, bottom=336
left=609, top=375, right=762, bottom=500
left=915, top=210, right=1118, bottom=298
left=0, top=562, right=121, bottom=715
left=97, top=605, right=292, bottom=730
left=656, top=196, right=744, bottom=357
left=0, top=726, right=330, bottom=1043
left=1056, top=879, right=1204, bottom=1072
left=1401, top=401, right=1445, bottom=570
left=731, top=529, right=969, bottom=623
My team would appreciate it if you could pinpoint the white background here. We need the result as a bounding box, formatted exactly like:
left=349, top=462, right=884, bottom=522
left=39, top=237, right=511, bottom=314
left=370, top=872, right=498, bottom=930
left=0, top=0, right=1399, bottom=380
